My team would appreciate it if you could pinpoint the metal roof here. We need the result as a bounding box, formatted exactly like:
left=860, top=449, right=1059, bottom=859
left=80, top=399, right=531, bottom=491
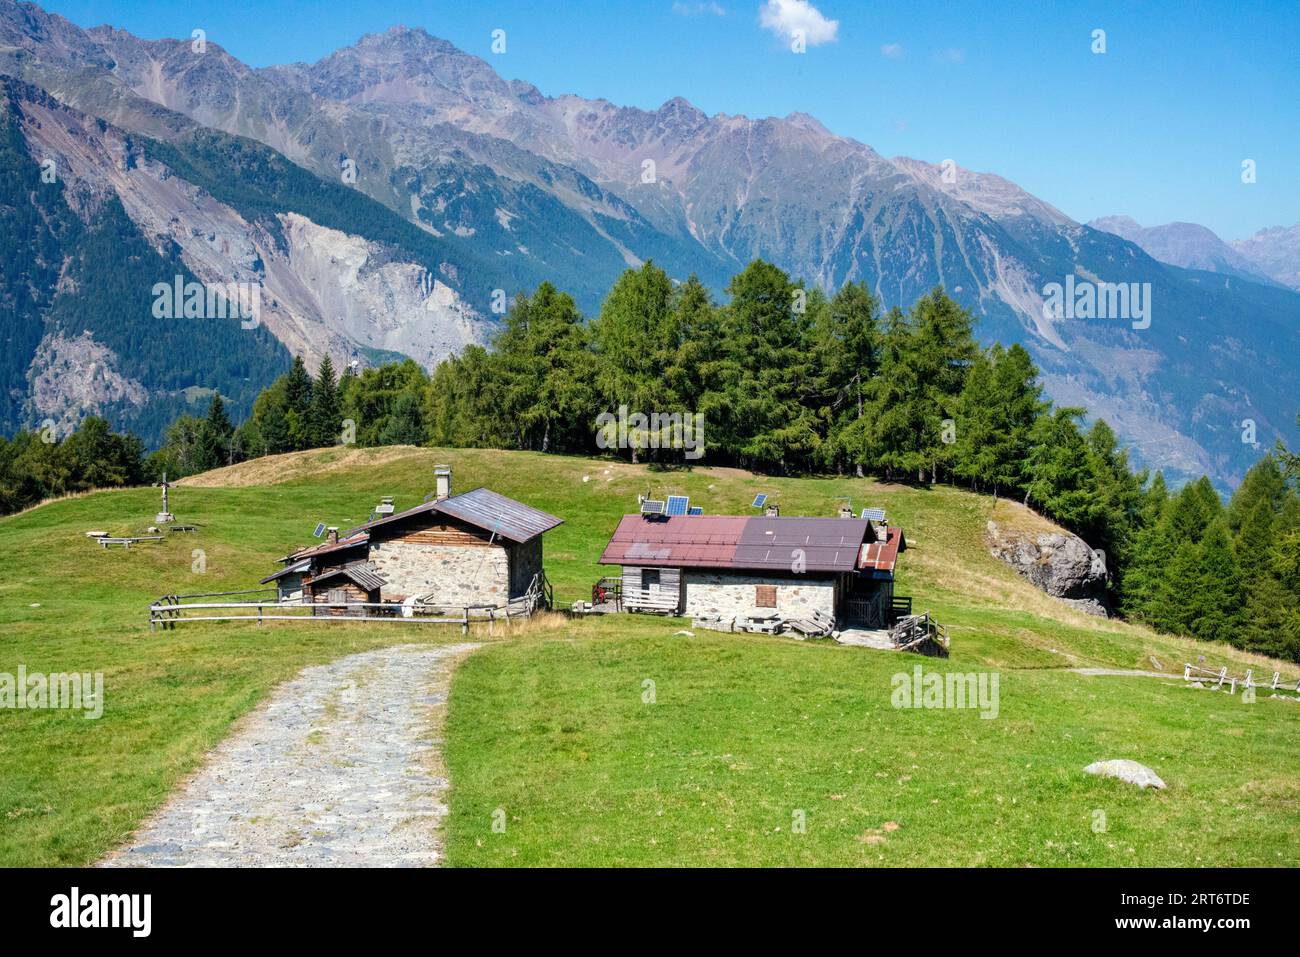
left=600, top=515, right=749, bottom=568
left=309, top=562, right=387, bottom=593
left=260, top=558, right=309, bottom=584
left=735, top=517, right=874, bottom=573
left=599, top=514, right=881, bottom=574
left=859, top=526, right=906, bottom=576
left=431, top=487, right=563, bottom=543
left=286, top=532, right=370, bottom=562
left=344, top=487, right=562, bottom=544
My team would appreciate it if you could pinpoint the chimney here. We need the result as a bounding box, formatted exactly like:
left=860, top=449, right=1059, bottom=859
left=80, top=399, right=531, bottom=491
left=765, top=503, right=780, bottom=517
left=838, top=504, right=854, bottom=519
left=434, top=465, right=452, bottom=501
left=327, top=526, right=339, bottom=544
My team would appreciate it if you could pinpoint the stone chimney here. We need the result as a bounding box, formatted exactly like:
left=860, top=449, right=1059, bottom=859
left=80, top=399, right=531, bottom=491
left=434, top=465, right=452, bottom=501
left=838, top=504, right=854, bottom=519
left=327, top=526, right=339, bottom=544
left=765, top=503, right=780, bottom=517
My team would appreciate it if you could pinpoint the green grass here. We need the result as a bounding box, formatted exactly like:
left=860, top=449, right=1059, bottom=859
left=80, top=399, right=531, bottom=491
left=443, top=623, right=1300, bottom=866
left=1, top=445, right=1297, bottom=866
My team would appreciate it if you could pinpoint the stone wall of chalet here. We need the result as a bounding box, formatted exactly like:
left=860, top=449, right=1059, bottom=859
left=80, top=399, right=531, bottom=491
left=682, top=570, right=837, bottom=621
left=370, top=539, right=510, bottom=606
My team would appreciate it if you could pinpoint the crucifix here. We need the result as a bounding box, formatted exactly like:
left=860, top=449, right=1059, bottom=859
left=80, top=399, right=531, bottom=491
left=153, top=472, right=176, bottom=524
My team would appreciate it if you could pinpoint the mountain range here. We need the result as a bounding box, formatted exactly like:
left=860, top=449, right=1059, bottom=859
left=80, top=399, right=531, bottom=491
left=0, top=0, right=1297, bottom=489
left=1089, top=215, right=1300, bottom=292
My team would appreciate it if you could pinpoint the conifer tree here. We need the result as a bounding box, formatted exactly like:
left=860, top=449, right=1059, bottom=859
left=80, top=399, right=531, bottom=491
left=307, top=356, right=340, bottom=448
left=283, top=356, right=313, bottom=450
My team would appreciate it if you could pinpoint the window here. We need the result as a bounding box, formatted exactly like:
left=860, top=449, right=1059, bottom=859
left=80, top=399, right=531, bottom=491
left=755, top=584, right=777, bottom=608
left=328, top=588, right=347, bottom=606
left=641, top=568, right=661, bottom=592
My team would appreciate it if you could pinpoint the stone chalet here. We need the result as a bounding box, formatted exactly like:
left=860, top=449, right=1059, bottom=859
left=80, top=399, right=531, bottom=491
left=598, top=511, right=906, bottom=626
left=261, top=466, right=563, bottom=613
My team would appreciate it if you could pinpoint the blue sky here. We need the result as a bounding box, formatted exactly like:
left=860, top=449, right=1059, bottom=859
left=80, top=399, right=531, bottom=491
left=41, top=0, right=1300, bottom=239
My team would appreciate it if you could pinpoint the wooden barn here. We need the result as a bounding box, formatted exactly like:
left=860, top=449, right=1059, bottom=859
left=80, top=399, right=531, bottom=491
left=262, top=466, right=563, bottom=614
left=597, top=511, right=905, bottom=626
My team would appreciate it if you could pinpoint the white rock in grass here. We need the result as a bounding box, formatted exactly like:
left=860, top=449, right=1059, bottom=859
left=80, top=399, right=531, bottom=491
left=1084, top=759, right=1166, bottom=789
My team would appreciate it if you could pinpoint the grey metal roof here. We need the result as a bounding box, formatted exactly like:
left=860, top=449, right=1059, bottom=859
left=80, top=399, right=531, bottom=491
left=431, top=487, right=563, bottom=543
left=310, top=562, right=387, bottom=593
left=346, top=487, right=562, bottom=544
left=260, top=558, right=309, bottom=584
left=734, top=516, right=873, bottom=573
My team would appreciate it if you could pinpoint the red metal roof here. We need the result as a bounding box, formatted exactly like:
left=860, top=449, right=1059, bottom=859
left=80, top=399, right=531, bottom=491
left=599, top=514, right=887, bottom=574
left=600, top=515, right=748, bottom=568
left=859, top=525, right=906, bottom=574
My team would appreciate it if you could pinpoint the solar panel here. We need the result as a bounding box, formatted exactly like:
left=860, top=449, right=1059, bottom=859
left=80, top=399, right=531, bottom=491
left=665, top=495, right=690, bottom=516
left=312, top=522, right=327, bottom=538
left=687, top=506, right=703, bottom=515
left=861, top=507, right=887, bottom=522
left=752, top=493, right=768, bottom=508
left=640, top=499, right=665, bottom=516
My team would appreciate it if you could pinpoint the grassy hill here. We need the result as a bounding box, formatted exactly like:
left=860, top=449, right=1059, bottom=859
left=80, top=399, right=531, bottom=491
left=1, top=446, right=1297, bottom=866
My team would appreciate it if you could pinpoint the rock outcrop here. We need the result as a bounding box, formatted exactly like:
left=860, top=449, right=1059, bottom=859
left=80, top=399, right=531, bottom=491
left=987, top=520, right=1110, bottom=617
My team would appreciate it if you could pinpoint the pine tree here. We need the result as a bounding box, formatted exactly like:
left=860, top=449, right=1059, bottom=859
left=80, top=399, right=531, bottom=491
left=283, top=356, right=313, bottom=450
left=196, top=394, right=233, bottom=470
left=1025, top=408, right=1093, bottom=525
left=377, top=391, right=426, bottom=446
left=711, top=260, right=819, bottom=472
left=307, top=356, right=340, bottom=448
left=591, top=262, right=680, bottom=463
left=810, top=281, right=880, bottom=475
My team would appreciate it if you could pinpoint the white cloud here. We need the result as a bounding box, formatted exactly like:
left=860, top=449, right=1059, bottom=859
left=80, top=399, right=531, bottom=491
left=758, top=0, right=839, bottom=46
left=934, top=47, right=966, bottom=64
left=673, top=1, right=726, bottom=15
left=880, top=42, right=904, bottom=58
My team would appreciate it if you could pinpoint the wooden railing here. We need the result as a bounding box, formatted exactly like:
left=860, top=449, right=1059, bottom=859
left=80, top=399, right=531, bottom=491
left=591, top=576, right=623, bottom=609
left=621, top=586, right=680, bottom=614
left=890, top=611, right=949, bottom=657
left=150, top=585, right=547, bottom=633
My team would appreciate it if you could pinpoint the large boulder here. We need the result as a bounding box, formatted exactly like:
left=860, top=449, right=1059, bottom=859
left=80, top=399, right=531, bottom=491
left=987, top=520, right=1110, bottom=616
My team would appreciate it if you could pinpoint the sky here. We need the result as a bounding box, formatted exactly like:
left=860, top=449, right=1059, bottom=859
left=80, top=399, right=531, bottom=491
left=40, top=0, right=1300, bottom=239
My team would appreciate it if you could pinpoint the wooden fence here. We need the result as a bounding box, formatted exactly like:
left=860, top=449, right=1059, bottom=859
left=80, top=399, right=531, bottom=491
left=1184, top=662, right=1300, bottom=694
left=890, top=612, right=950, bottom=657
left=620, top=585, right=681, bottom=614
left=149, top=580, right=549, bottom=633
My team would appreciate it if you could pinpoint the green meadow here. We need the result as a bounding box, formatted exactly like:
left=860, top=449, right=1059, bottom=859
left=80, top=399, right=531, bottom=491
left=1, top=446, right=1296, bottom=866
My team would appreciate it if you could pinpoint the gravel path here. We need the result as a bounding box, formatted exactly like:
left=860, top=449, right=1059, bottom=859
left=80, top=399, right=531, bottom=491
left=102, top=642, right=479, bottom=868
left=1069, top=667, right=1168, bottom=678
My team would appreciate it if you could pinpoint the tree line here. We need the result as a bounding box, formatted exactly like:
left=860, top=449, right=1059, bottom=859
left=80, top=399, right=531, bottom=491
left=2, top=258, right=1297, bottom=659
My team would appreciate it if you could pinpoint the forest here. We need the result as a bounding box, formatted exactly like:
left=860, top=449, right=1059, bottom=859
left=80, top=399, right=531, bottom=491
left=3, top=259, right=1297, bottom=660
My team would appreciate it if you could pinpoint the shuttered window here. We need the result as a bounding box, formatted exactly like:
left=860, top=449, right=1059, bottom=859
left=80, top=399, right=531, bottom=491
left=755, top=584, right=777, bottom=608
